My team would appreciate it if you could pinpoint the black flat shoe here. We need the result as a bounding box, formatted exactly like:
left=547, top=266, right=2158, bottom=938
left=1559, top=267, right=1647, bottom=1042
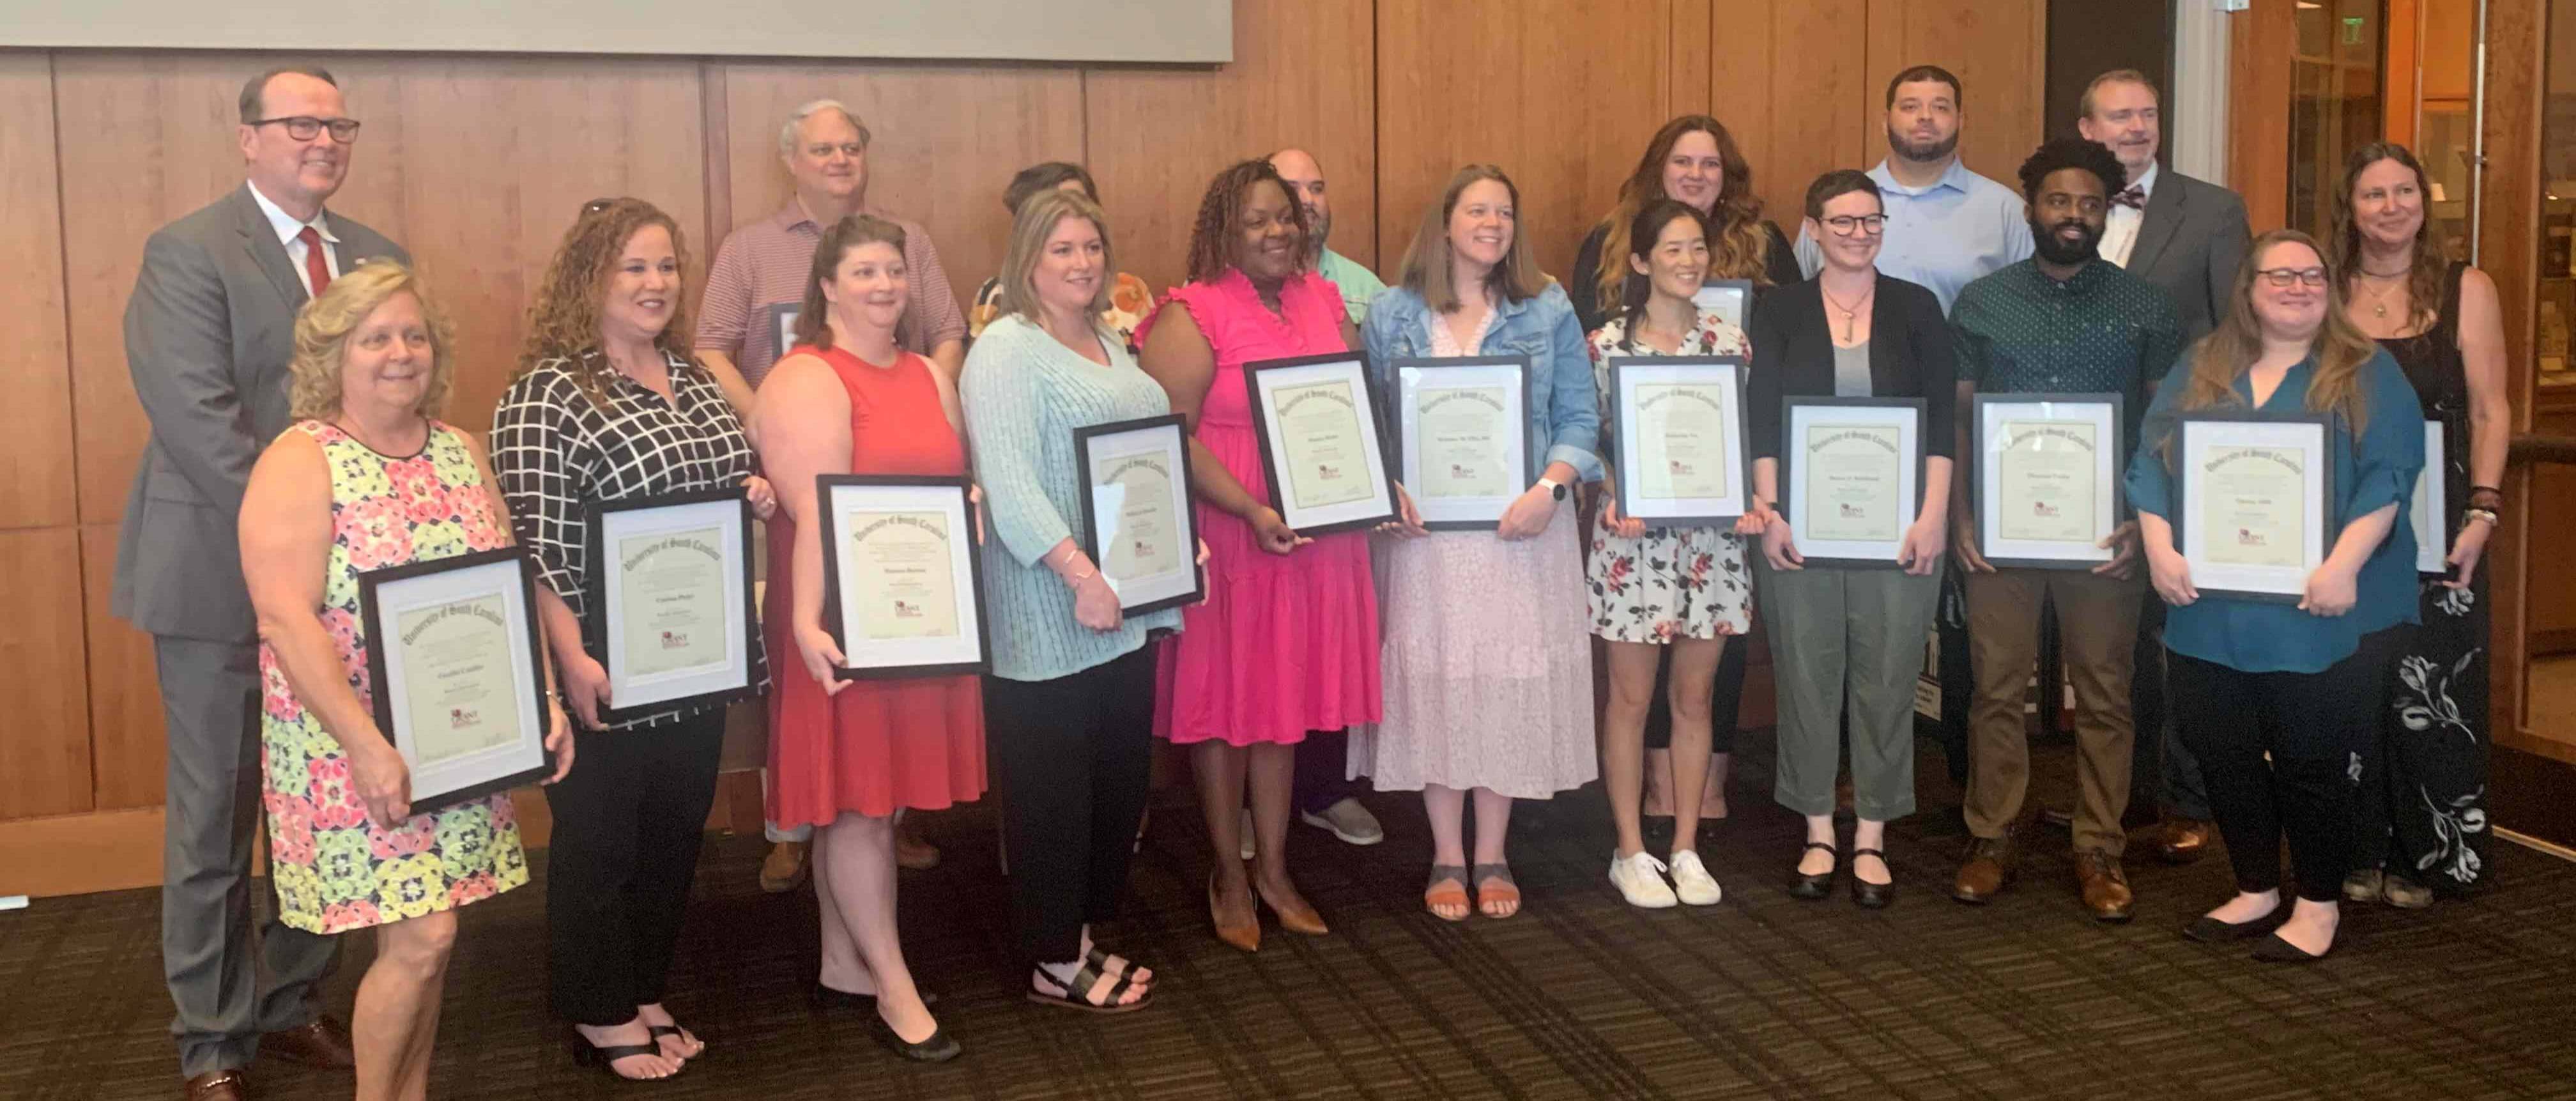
left=812, top=983, right=939, bottom=1010
left=1849, top=847, right=1894, bottom=909
left=870, top=1011, right=962, bottom=1063
left=2250, top=931, right=2333, bottom=964
left=2181, top=911, right=2280, bottom=943
left=1787, top=842, right=1837, bottom=900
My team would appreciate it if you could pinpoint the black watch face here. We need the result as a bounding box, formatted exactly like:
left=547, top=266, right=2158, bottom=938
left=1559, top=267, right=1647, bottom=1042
left=1551, top=481, right=1568, bottom=500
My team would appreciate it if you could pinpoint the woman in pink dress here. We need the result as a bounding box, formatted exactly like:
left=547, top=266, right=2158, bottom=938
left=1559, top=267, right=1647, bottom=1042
left=1135, top=159, right=1383, bottom=952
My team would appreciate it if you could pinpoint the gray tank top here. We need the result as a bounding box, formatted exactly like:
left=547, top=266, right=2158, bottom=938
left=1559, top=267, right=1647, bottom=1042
left=1832, top=341, right=1873, bottom=397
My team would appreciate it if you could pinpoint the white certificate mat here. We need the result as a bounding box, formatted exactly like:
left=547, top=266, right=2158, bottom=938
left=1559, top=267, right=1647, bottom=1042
left=1783, top=398, right=1922, bottom=567
left=2177, top=415, right=2331, bottom=601
left=1610, top=355, right=1751, bottom=526
left=2413, top=420, right=2446, bottom=575
left=359, top=548, right=553, bottom=815
left=1075, top=414, right=1205, bottom=615
left=818, top=476, right=990, bottom=677
left=1974, top=395, right=2122, bottom=568
left=1243, top=353, right=1397, bottom=535
left=588, top=489, right=756, bottom=720
left=1392, top=355, right=1533, bottom=530
left=769, top=303, right=800, bottom=363
left=1692, top=280, right=1752, bottom=332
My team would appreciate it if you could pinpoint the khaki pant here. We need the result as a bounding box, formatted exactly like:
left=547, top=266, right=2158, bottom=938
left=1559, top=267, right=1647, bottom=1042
left=1961, top=567, right=2142, bottom=854
left=1758, top=562, right=1943, bottom=822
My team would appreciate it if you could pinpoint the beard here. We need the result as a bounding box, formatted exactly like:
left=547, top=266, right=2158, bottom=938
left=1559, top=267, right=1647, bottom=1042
left=1885, top=123, right=1959, bottom=164
left=1304, top=206, right=1333, bottom=259
left=2031, top=216, right=2103, bottom=265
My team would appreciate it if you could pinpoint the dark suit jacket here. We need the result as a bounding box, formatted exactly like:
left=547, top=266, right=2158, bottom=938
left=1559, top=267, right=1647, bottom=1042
left=112, top=183, right=408, bottom=642
left=2126, top=169, right=2250, bottom=344
left=1747, top=273, right=1958, bottom=463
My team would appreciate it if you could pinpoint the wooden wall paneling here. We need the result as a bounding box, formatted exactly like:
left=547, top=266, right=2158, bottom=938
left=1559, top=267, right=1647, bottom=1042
left=2479, top=0, right=2545, bottom=753
left=0, top=53, right=77, bottom=532
left=1671, top=0, right=1714, bottom=119
left=1083, top=0, right=1376, bottom=296
left=2386, top=0, right=2423, bottom=148
left=1711, top=0, right=1874, bottom=236
left=0, top=528, right=94, bottom=820
left=82, top=521, right=165, bottom=810
left=2230, top=0, right=2297, bottom=232
left=1864, top=0, right=2050, bottom=185
left=1377, top=0, right=1673, bottom=283
left=719, top=62, right=1085, bottom=321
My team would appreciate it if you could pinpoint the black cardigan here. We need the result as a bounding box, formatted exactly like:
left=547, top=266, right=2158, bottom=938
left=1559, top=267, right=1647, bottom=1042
left=1569, top=219, right=1802, bottom=334
left=1745, top=273, right=1957, bottom=462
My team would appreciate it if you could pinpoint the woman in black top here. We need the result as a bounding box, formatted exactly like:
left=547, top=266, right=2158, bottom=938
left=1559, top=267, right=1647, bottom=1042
left=2331, top=142, right=2510, bottom=904
left=1745, top=170, right=1956, bottom=908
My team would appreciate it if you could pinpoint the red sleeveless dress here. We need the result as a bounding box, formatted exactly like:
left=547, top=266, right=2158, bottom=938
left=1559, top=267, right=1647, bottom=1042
left=765, top=345, right=986, bottom=825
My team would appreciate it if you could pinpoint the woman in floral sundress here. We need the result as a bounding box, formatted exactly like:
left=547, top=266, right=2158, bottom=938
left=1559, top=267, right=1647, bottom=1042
left=240, top=261, right=572, bottom=1101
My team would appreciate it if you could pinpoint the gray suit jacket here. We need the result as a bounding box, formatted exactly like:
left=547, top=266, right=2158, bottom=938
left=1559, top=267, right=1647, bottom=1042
left=2126, top=169, right=2250, bottom=344
left=111, top=183, right=408, bottom=642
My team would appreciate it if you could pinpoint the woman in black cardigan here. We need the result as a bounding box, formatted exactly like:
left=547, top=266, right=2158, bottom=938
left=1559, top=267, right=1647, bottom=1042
left=1744, top=169, right=1956, bottom=909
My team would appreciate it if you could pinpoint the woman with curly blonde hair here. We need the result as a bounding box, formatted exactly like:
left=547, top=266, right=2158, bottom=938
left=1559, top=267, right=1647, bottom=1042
left=490, top=198, right=776, bottom=1079
left=241, top=259, right=574, bottom=1101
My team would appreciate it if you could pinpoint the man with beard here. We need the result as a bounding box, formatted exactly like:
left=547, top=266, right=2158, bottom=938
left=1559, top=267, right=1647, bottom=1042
left=1944, top=138, right=2184, bottom=923
left=1271, top=148, right=1388, bottom=325
left=1795, top=65, right=2032, bottom=314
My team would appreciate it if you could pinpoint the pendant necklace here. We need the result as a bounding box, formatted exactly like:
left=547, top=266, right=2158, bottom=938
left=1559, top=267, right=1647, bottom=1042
left=1818, top=281, right=1873, bottom=343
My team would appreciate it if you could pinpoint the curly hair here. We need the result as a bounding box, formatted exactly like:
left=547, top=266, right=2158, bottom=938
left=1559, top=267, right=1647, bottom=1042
left=2330, top=141, right=2450, bottom=335
left=288, top=259, right=455, bottom=422
left=1183, top=159, right=1310, bottom=286
left=1592, top=116, right=1775, bottom=313
left=2015, top=137, right=2126, bottom=204
left=516, top=197, right=698, bottom=399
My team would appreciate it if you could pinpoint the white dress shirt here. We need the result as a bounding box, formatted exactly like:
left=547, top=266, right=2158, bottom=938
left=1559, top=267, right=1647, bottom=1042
left=247, top=181, right=342, bottom=296
left=2101, top=163, right=2159, bottom=270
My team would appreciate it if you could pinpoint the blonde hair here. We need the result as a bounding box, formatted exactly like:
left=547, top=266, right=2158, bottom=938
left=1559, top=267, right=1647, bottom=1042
left=288, top=260, right=455, bottom=420
left=2179, top=229, right=2379, bottom=433
left=995, top=189, right=1114, bottom=327
left=1591, top=116, right=1773, bottom=314
left=1397, top=164, right=1546, bottom=312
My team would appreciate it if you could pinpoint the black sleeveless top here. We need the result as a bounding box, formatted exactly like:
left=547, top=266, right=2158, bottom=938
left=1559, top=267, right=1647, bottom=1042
left=2378, top=261, right=2469, bottom=543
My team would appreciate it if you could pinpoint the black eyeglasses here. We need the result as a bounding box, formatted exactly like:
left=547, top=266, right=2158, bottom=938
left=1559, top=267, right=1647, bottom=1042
left=1822, top=213, right=1887, bottom=236
left=250, top=116, right=362, bottom=142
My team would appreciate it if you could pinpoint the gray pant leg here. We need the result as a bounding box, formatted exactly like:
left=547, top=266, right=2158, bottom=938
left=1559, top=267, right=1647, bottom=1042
left=1759, top=562, right=1849, bottom=817
left=1844, top=566, right=1942, bottom=822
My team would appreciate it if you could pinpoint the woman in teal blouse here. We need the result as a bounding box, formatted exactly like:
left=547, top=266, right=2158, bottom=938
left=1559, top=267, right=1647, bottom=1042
left=2126, top=229, right=2424, bottom=963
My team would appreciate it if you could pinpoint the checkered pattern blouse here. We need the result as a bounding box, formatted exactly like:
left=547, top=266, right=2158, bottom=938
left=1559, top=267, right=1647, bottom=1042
left=490, top=350, right=769, bottom=729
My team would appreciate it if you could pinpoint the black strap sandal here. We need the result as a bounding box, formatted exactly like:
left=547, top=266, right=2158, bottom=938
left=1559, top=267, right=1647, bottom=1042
left=1788, top=842, right=1838, bottom=900
left=645, top=1024, right=702, bottom=1058
left=1028, top=960, right=1153, bottom=1015
left=568, top=1028, right=679, bottom=1080
left=1085, top=946, right=1152, bottom=988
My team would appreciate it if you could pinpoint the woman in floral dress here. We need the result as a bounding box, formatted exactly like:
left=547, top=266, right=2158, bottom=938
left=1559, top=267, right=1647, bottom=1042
left=240, top=261, right=571, bottom=1101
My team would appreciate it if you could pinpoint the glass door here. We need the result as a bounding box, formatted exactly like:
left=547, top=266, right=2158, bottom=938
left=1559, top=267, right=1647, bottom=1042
left=2288, top=0, right=2388, bottom=238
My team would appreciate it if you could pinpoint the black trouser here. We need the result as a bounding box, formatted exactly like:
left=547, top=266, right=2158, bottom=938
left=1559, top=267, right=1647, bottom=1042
left=544, top=708, right=726, bottom=1026
left=2171, top=629, right=2402, bottom=904
left=1292, top=729, right=1357, bottom=815
left=987, top=645, right=1157, bottom=965
left=2133, top=594, right=2214, bottom=820
left=1640, top=641, right=1747, bottom=755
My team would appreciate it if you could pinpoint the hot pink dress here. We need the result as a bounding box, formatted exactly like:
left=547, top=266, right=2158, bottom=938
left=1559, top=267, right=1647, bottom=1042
left=1139, top=269, right=1382, bottom=746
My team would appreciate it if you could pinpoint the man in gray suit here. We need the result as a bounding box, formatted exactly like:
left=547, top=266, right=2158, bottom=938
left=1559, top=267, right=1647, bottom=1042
left=2077, top=69, right=2250, bottom=866
left=114, top=66, right=403, bottom=1101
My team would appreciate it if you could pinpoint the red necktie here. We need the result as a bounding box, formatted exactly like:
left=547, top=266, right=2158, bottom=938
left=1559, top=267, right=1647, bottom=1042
left=296, top=225, right=332, bottom=298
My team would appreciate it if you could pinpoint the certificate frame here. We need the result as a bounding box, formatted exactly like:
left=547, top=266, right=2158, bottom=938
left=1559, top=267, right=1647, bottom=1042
left=2412, top=420, right=2446, bottom=576
left=767, top=302, right=801, bottom=362
left=1073, top=413, right=1206, bottom=615
left=815, top=474, right=993, bottom=679
left=1970, top=393, right=2126, bottom=570
left=357, top=547, right=556, bottom=817
left=2172, top=412, right=2335, bottom=603
left=1691, top=279, right=1754, bottom=332
left=1608, top=354, right=1753, bottom=527
left=583, top=487, right=758, bottom=723
left=1779, top=396, right=1926, bottom=569
left=1387, top=354, right=1538, bottom=530
left=1241, top=351, right=1399, bottom=536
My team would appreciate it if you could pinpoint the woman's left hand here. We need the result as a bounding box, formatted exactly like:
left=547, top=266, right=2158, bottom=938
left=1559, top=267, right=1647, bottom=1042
left=1496, top=484, right=1558, bottom=541
left=969, top=483, right=988, bottom=543
left=1897, top=514, right=1947, bottom=576
left=742, top=475, right=778, bottom=521
left=2299, top=562, right=2360, bottom=617
left=540, top=697, right=576, bottom=785
left=2444, top=516, right=2494, bottom=589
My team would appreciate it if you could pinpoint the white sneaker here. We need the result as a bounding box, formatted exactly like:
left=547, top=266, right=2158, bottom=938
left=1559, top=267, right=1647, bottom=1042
left=1609, top=851, right=1678, bottom=908
left=1238, top=808, right=1255, bottom=861
left=1299, top=797, right=1385, bottom=845
left=1668, top=850, right=1724, bottom=906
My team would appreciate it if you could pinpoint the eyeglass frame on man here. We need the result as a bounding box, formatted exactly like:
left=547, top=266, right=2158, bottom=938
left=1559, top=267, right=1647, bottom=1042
left=249, top=115, right=362, bottom=142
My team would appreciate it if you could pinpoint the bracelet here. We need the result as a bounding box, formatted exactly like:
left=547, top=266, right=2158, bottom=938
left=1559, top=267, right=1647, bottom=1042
left=1068, top=566, right=1097, bottom=583
left=2462, top=507, right=2499, bottom=527
left=2471, top=484, right=2503, bottom=497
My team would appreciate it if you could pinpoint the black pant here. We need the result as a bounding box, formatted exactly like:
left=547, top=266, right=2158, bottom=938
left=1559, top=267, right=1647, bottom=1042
left=1293, top=729, right=1357, bottom=815
left=2171, top=630, right=2399, bottom=904
left=544, top=708, right=726, bottom=1026
left=2133, top=594, right=2214, bottom=819
left=1640, top=640, right=1747, bottom=755
left=986, top=645, right=1157, bottom=965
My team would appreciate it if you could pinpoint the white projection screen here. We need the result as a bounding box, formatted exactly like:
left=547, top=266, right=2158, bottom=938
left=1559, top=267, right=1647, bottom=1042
left=0, top=1, right=1232, bottom=65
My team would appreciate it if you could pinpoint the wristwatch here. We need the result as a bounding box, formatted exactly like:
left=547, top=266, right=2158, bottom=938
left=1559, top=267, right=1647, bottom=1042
left=1537, top=475, right=1568, bottom=500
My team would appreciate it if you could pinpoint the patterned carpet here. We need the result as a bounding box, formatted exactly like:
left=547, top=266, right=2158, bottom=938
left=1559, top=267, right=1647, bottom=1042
left=7, top=730, right=2576, bottom=1100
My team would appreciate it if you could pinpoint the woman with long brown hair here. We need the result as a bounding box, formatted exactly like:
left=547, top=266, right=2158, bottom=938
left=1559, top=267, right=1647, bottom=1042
left=2125, top=229, right=2424, bottom=962
left=491, top=198, right=775, bottom=1077
left=2329, top=143, right=2509, bottom=907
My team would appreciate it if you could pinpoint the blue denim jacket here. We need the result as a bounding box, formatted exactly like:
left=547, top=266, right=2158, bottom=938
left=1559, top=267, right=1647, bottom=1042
left=1361, top=282, right=1603, bottom=481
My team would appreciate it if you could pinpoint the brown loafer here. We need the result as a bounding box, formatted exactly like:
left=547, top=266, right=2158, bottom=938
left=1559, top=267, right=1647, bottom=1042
left=184, top=1069, right=249, bottom=1101
left=2075, top=849, right=2134, bottom=923
left=1952, top=835, right=2017, bottom=904
left=760, top=840, right=810, bottom=893
left=2154, top=817, right=2213, bottom=865
left=262, top=1017, right=355, bottom=1068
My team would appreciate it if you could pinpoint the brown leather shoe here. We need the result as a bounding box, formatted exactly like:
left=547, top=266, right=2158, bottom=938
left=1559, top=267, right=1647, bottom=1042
left=1952, top=834, right=2018, bottom=904
left=2154, top=817, right=2213, bottom=865
left=2076, top=850, right=2135, bottom=923
left=262, top=1017, right=355, bottom=1068
left=184, top=1069, right=249, bottom=1101
left=760, top=839, right=810, bottom=893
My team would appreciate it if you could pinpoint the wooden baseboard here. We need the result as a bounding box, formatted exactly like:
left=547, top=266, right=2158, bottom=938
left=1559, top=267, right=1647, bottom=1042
left=2492, top=746, right=2576, bottom=852
left=2534, top=628, right=2576, bottom=657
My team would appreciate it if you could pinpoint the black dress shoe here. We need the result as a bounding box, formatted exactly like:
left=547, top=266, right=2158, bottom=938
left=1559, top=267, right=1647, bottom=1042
left=2181, top=911, right=2279, bottom=943
left=813, top=983, right=939, bottom=1010
left=871, top=1011, right=962, bottom=1063
left=1787, top=842, right=1837, bottom=900
left=2250, top=931, right=2332, bottom=964
left=1849, top=847, right=1894, bottom=909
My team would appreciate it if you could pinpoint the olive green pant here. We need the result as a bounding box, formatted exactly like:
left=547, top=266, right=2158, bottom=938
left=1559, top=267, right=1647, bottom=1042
left=1757, top=560, right=1943, bottom=821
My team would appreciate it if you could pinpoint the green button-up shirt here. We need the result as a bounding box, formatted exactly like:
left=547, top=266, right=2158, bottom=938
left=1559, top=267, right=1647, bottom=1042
left=1952, top=258, right=2185, bottom=442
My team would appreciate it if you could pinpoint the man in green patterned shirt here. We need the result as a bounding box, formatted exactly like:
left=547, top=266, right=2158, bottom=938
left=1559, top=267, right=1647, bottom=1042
left=1273, top=148, right=1388, bottom=325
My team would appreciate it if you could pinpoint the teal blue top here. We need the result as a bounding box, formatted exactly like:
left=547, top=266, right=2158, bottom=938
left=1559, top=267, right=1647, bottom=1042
left=2123, top=348, right=2424, bottom=674
left=962, top=314, right=1183, bottom=682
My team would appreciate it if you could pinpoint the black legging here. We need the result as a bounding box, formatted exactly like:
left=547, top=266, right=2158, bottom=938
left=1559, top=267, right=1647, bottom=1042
left=1641, top=640, right=1746, bottom=754
left=544, top=708, right=726, bottom=1026
left=985, top=644, right=1157, bottom=965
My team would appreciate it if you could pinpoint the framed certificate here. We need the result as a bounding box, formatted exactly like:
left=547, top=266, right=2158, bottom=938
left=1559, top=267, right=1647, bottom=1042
left=1388, top=355, right=1537, bottom=530
left=816, top=475, right=991, bottom=678
left=1242, top=351, right=1398, bottom=535
left=2173, top=413, right=2334, bottom=603
left=1692, top=279, right=1753, bottom=332
left=1780, top=397, right=1924, bottom=567
left=583, top=488, right=758, bottom=723
left=1608, top=354, right=1752, bottom=527
left=767, top=302, right=801, bottom=361
left=1073, top=413, right=1205, bottom=614
left=358, top=548, right=556, bottom=816
left=1972, top=394, right=2124, bottom=569
left=2412, top=420, right=2446, bottom=575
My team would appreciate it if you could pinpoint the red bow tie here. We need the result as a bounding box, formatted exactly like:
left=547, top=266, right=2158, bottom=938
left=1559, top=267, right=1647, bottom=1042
left=2112, top=186, right=2146, bottom=210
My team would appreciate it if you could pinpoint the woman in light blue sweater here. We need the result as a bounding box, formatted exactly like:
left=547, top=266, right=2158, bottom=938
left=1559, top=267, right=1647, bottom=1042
left=962, top=189, right=1194, bottom=1012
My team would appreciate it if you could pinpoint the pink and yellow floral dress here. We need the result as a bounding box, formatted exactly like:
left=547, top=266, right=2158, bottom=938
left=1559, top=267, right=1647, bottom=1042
left=260, top=420, right=530, bottom=935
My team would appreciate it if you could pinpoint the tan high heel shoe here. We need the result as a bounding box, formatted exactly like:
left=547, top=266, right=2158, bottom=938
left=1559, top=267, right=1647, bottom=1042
left=1209, top=869, right=1261, bottom=952
left=1252, top=864, right=1328, bottom=936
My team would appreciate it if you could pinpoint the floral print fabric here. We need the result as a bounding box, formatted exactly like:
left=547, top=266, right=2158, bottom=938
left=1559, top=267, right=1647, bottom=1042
left=1584, top=311, right=1754, bottom=643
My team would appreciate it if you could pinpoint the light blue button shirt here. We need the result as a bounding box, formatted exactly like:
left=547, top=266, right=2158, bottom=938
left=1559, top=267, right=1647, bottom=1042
left=1795, top=158, right=2034, bottom=316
